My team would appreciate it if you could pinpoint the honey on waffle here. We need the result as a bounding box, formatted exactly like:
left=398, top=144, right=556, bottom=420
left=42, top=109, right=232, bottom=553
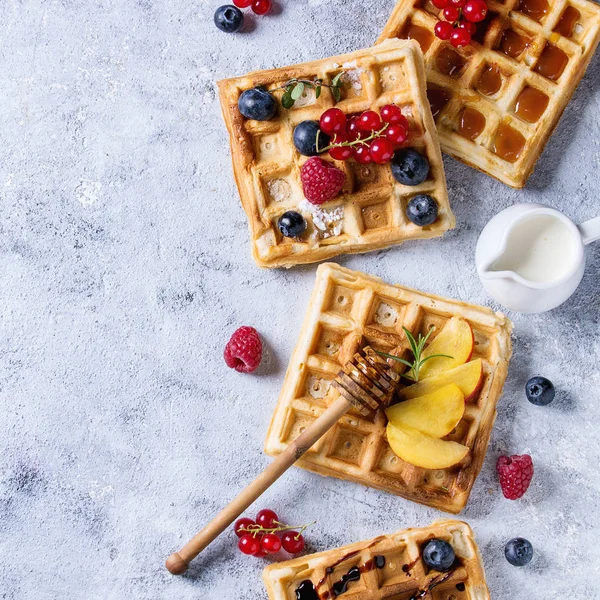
left=262, top=520, right=490, bottom=600
left=218, top=39, right=454, bottom=268
left=264, top=264, right=512, bottom=513
left=379, top=0, right=600, bottom=188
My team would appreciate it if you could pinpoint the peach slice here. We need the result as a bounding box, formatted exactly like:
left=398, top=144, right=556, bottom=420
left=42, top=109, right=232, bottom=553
left=385, top=384, right=465, bottom=438
left=386, top=423, right=470, bottom=470
left=400, top=359, right=484, bottom=403
left=418, top=317, right=474, bottom=380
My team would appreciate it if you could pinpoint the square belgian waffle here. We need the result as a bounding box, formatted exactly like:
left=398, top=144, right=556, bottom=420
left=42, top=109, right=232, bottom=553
left=264, top=264, right=512, bottom=513
left=218, top=39, right=454, bottom=268
left=262, top=520, right=490, bottom=600
left=378, top=0, right=600, bottom=188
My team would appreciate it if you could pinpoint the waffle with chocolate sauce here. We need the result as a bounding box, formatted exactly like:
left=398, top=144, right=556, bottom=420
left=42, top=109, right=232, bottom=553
left=264, top=264, right=512, bottom=513
left=218, top=39, right=453, bottom=268
left=378, top=0, right=600, bottom=188
left=262, top=520, right=490, bottom=600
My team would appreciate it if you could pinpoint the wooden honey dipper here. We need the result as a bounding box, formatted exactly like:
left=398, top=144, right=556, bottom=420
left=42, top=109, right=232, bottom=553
left=166, top=346, right=401, bottom=575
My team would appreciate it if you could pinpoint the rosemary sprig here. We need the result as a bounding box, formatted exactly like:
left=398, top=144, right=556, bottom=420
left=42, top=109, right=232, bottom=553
left=377, top=326, right=452, bottom=382
left=277, top=72, right=345, bottom=109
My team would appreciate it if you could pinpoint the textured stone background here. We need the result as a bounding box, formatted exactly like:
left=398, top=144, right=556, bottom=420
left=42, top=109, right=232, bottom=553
left=1, top=0, right=599, bottom=598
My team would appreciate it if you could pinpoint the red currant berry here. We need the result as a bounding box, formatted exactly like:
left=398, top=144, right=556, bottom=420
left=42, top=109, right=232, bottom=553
left=435, top=20, right=454, bottom=40
left=233, top=0, right=253, bottom=6
left=449, top=0, right=465, bottom=7
left=386, top=124, right=408, bottom=146
left=329, top=134, right=355, bottom=160
left=281, top=532, right=305, bottom=554
left=443, top=6, right=460, bottom=20
left=451, top=27, right=472, bottom=47
left=320, top=108, right=347, bottom=135
left=234, top=518, right=256, bottom=538
left=354, top=144, right=373, bottom=164
left=432, top=0, right=450, bottom=8
left=358, top=110, right=382, bottom=132
left=369, top=138, right=395, bottom=164
left=380, top=104, right=403, bottom=125
left=261, top=533, right=283, bottom=554
left=239, top=534, right=261, bottom=556
left=463, top=0, right=488, bottom=22
left=346, top=116, right=365, bottom=141
left=252, top=0, right=272, bottom=15
left=255, top=509, right=279, bottom=529
left=458, top=20, right=477, bottom=33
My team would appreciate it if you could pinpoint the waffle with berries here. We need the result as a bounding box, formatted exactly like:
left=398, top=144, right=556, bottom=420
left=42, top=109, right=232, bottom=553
left=378, top=0, right=600, bottom=188
left=263, top=520, right=490, bottom=600
left=218, top=39, right=454, bottom=268
left=264, top=264, right=512, bottom=513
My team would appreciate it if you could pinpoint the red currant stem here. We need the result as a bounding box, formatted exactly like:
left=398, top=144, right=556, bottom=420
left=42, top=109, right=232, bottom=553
left=239, top=520, right=317, bottom=538
left=321, top=123, right=390, bottom=152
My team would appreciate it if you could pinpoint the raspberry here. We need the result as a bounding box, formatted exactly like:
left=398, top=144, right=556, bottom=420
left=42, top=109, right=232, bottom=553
left=497, top=454, right=534, bottom=500
left=224, top=326, right=263, bottom=373
left=300, top=157, right=346, bottom=205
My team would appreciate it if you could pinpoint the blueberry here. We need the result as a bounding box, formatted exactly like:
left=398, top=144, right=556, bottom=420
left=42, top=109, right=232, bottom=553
left=391, top=148, right=430, bottom=186
left=505, top=538, right=533, bottom=567
left=422, top=539, right=455, bottom=572
left=526, top=376, right=555, bottom=406
left=214, top=5, right=244, bottom=34
left=406, top=195, right=438, bottom=226
left=278, top=211, right=307, bottom=238
left=238, top=87, right=277, bottom=121
left=293, top=121, right=330, bottom=157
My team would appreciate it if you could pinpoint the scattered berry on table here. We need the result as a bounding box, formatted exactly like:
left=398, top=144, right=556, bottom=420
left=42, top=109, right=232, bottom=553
left=234, top=517, right=256, bottom=537
left=233, top=0, right=253, bottom=6
left=358, top=110, right=382, bottom=132
left=261, top=533, right=283, bottom=554
left=525, top=376, right=555, bottom=406
left=214, top=5, right=244, bottom=33
left=391, top=149, right=430, bottom=186
left=435, top=20, right=454, bottom=40
left=238, top=87, right=276, bottom=121
left=252, top=0, right=272, bottom=14
left=463, top=0, right=488, bottom=21
left=293, top=121, right=330, bottom=156
left=369, top=138, right=395, bottom=164
left=505, top=538, right=534, bottom=567
left=406, top=195, right=438, bottom=226
left=354, top=144, right=373, bottom=164
left=300, top=158, right=346, bottom=204
left=497, top=454, right=534, bottom=500
left=386, top=124, right=408, bottom=146
left=320, top=108, right=347, bottom=135
left=281, top=531, right=305, bottom=554
left=239, top=534, right=262, bottom=555
left=255, top=509, right=279, bottom=529
left=278, top=211, right=307, bottom=238
left=224, top=326, right=263, bottom=373
left=422, top=539, right=456, bottom=571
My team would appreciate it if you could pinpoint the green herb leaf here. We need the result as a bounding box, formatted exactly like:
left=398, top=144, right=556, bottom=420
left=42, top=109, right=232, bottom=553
left=332, top=85, right=341, bottom=103
left=281, top=91, right=294, bottom=109
left=291, top=82, right=305, bottom=101
left=315, top=85, right=322, bottom=99
left=331, top=72, right=345, bottom=87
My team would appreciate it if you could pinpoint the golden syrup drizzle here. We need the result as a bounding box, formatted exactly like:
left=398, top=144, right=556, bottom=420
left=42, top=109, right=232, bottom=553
left=518, top=0, right=549, bottom=21
left=404, top=22, right=435, bottom=53
left=493, top=123, right=526, bottom=163
left=535, top=44, right=569, bottom=80
left=427, top=86, right=451, bottom=120
left=499, top=29, right=531, bottom=59
left=477, top=65, right=502, bottom=96
left=458, top=108, right=486, bottom=140
left=514, top=87, right=549, bottom=123
left=435, top=47, right=467, bottom=77
left=554, top=6, right=581, bottom=38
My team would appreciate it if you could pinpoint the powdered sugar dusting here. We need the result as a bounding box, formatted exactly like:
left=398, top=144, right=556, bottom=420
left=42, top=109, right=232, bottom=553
left=298, top=199, right=344, bottom=239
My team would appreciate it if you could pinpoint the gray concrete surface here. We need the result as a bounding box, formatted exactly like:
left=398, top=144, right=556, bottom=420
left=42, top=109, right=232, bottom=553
left=1, top=0, right=600, bottom=598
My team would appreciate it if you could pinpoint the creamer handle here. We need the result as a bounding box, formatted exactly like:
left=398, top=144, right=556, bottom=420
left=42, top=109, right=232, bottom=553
left=578, top=216, right=600, bottom=245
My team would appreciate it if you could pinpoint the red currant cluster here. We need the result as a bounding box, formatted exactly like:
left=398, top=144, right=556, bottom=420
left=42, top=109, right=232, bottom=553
left=319, top=105, right=410, bottom=165
left=234, top=509, right=313, bottom=557
left=432, top=0, right=488, bottom=48
left=233, top=0, right=272, bottom=15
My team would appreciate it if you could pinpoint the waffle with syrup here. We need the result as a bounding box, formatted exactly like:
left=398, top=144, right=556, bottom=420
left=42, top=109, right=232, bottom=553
left=264, top=264, right=512, bottom=513
left=263, top=520, right=490, bottom=600
left=218, top=39, right=454, bottom=268
left=378, top=0, right=600, bottom=188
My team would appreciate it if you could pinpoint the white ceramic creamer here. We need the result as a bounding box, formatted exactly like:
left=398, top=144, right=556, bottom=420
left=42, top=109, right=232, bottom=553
left=476, top=204, right=600, bottom=313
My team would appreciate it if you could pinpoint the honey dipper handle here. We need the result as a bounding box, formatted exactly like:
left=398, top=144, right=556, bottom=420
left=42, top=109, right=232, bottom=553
left=165, top=394, right=352, bottom=575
